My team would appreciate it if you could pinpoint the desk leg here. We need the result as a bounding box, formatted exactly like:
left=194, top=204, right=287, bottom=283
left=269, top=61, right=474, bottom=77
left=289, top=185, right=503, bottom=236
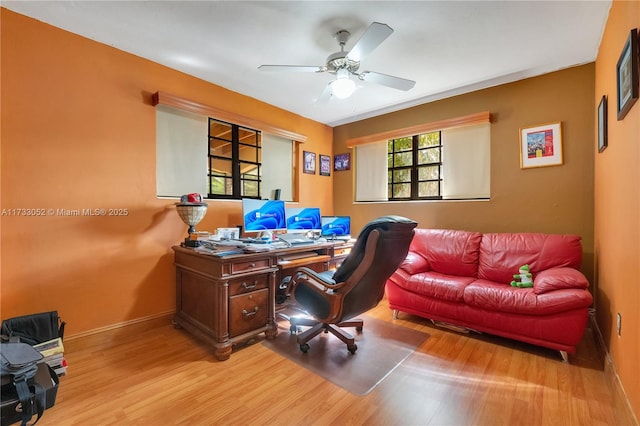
left=214, top=344, right=233, bottom=361
left=265, top=270, right=278, bottom=340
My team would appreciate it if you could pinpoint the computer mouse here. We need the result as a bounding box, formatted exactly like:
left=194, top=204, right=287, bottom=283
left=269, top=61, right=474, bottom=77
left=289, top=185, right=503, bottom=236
left=316, top=237, right=327, bottom=243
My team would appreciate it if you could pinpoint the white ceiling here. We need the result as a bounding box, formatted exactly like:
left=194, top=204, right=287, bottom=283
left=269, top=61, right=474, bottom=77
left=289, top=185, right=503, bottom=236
left=2, top=1, right=611, bottom=127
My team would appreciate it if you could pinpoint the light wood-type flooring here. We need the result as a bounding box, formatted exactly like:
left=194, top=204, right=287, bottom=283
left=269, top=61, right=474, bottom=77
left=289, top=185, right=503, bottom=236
left=38, top=299, right=631, bottom=425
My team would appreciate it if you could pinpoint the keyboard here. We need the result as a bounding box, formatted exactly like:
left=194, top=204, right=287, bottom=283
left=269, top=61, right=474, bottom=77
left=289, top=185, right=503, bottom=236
left=324, top=235, right=352, bottom=241
left=233, top=238, right=271, bottom=244
left=277, top=234, right=314, bottom=245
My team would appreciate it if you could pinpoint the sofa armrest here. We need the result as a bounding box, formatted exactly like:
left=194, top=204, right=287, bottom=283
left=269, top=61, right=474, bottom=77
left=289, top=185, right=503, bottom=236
left=398, top=251, right=430, bottom=275
left=533, top=267, right=589, bottom=295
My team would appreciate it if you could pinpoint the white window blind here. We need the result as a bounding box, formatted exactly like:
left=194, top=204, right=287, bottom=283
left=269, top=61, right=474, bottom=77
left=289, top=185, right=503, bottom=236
left=355, top=142, right=388, bottom=201
left=262, top=134, right=293, bottom=201
left=441, top=123, right=490, bottom=199
left=156, top=105, right=208, bottom=197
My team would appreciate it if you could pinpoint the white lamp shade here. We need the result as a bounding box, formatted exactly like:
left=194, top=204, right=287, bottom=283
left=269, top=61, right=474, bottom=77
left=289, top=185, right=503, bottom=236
left=331, top=69, right=356, bottom=99
left=176, top=203, right=208, bottom=227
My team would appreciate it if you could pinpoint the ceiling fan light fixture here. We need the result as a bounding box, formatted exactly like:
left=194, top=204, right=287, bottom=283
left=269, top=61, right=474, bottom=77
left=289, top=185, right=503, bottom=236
left=331, top=69, right=356, bottom=99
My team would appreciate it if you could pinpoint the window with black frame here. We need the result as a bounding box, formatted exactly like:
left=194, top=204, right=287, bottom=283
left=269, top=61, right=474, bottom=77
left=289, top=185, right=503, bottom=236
left=156, top=103, right=295, bottom=201
left=208, top=118, right=262, bottom=199
left=355, top=114, right=490, bottom=203
left=387, top=131, right=442, bottom=200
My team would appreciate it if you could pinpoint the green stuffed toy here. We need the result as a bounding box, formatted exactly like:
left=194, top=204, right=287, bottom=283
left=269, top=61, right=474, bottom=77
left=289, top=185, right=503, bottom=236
left=511, top=264, right=533, bottom=288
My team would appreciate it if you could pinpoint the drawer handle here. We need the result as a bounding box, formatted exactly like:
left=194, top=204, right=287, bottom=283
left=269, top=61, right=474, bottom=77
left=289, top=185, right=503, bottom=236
left=242, top=306, right=259, bottom=317
left=242, top=281, right=257, bottom=290
left=248, top=263, right=256, bottom=269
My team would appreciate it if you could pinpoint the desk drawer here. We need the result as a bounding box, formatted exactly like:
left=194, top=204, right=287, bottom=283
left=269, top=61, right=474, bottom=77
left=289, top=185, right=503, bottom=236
left=228, top=275, right=269, bottom=296
left=230, top=258, right=270, bottom=274
left=229, top=289, right=268, bottom=337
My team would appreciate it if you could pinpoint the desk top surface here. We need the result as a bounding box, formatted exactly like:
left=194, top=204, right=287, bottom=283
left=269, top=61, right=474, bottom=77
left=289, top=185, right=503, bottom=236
left=173, top=239, right=353, bottom=259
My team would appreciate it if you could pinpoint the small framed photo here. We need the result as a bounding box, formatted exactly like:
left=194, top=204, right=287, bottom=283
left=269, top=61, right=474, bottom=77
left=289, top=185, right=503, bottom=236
left=598, top=95, right=608, bottom=153
left=616, top=28, right=638, bottom=121
left=303, top=151, right=316, bottom=174
left=519, top=122, right=563, bottom=169
left=333, top=153, right=351, bottom=171
left=319, top=155, right=331, bottom=176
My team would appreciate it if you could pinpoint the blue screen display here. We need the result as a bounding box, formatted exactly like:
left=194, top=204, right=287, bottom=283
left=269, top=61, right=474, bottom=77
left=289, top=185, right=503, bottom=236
left=321, top=216, right=351, bottom=237
left=285, top=207, right=321, bottom=233
left=242, top=199, right=287, bottom=232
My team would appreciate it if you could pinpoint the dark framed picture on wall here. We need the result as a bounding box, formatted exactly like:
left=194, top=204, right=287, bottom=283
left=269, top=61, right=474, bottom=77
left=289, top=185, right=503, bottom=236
left=598, top=95, right=608, bottom=152
left=616, top=28, right=638, bottom=120
left=334, top=153, right=351, bottom=171
left=303, top=151, right=316, bottom=174
left=319, top=155, right=331, bottom=176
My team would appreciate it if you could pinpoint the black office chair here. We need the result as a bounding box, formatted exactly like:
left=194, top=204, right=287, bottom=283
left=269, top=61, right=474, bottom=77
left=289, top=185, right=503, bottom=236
left=288, top=216, right=417, bottom=353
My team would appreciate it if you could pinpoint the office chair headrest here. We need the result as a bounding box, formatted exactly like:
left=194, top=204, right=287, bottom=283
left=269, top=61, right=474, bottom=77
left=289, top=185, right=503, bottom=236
left=333, top=215, right=417, bottom=283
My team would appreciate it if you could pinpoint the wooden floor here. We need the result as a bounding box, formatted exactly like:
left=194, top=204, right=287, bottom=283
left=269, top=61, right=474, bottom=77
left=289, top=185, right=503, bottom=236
left=39, top=299, right=629, bottom=426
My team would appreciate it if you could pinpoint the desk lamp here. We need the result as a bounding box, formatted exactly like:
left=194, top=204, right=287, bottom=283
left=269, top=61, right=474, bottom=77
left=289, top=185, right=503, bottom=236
left=175, top=193, right=208, bottom=247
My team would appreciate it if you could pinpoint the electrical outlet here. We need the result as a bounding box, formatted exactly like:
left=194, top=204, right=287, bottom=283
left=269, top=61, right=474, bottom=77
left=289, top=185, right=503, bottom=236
left=616, top=312, right=622, bottom=336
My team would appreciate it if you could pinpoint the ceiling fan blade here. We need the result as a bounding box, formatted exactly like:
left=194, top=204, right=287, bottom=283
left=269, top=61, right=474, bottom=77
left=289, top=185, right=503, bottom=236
left=346, top=22, right=393, bottom=63
left=360, top=71, right=416, bottom=91
left=258, top=65, right=324, bottom=72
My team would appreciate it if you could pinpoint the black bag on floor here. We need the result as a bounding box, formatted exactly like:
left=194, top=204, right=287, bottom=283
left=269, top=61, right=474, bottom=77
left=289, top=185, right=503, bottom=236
left=0, top=343, right=46, bottom=426
left=0, top=311, right=65, bottom=345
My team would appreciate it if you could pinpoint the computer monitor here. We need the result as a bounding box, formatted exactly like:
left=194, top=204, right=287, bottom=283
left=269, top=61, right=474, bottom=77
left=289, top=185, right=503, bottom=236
left=242, top=199, right=287, bottom=234
left=321, top=216, right=351, bottom=238
left=285, top=207, right=321, bottom=233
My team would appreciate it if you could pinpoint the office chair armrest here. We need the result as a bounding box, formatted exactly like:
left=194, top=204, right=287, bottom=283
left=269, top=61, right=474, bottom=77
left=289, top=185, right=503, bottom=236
left=291, top=268, right=346, bottom=292
left=290, top=268, right=346, bottom=323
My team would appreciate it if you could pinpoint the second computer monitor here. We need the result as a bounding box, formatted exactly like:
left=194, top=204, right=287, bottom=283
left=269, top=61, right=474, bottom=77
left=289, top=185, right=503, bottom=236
left=285, top=207, right=321, bottom=233
left=321, top=216, right=351, bottom=238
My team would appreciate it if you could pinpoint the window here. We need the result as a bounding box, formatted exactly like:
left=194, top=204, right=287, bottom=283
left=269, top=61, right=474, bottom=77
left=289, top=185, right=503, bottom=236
left=208, top=118, right=262, bottom=199
left=156, top=104, right=294, bottom=200
left=355, top=120, right=490, bottom=202
left=388, top=131, right=442, bottom=200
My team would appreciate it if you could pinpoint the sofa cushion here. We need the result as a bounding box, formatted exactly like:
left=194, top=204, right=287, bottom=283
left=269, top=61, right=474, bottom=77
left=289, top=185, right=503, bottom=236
left=396, top=271, right=475, bottom=303
left=464, top=279, right=593, bottom=315
left=397, top=252, right=430, bottom=275
left=409, top=229, right=482, bottom=277
left=478, top=233, right=583, bottom=284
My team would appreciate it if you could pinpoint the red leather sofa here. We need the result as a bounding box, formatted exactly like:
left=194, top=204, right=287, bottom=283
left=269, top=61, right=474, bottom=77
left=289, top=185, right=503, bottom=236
left=385, top=229, right=593, bottom=360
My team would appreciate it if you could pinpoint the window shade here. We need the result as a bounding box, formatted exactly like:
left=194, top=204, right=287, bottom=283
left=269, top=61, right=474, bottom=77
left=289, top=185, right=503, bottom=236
left=262, top=134, right=293, bottom=201
left=356, top=142, right=388, bottom=201
left=441, top=123, right=490, bottom=199
left=156, top=105, right=208, bottom=197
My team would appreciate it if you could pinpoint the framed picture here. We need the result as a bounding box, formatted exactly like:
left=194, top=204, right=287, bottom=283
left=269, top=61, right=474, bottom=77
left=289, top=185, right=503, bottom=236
left=333, top=153, right=351, bottom=171
left=303, top=151, right=316, bottom=174
left=319, top=155, right=331, bottom=176
left=519, top=122, right=563, bottom=169
left=598, top=95, right=608, bottom=153
left=616, top=28, right=638, bottom=120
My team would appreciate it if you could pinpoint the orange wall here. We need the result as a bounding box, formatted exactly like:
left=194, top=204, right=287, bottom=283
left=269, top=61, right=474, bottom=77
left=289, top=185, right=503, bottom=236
left=594, top=0, right=640, bottom=420
left=334, top=64, right=596, bottom=284
left=0, top=9, right=333, bottom=335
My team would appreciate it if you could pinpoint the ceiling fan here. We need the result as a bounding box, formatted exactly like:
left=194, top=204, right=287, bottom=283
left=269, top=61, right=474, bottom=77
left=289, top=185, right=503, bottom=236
left=258, top=22, right=416, bottom=100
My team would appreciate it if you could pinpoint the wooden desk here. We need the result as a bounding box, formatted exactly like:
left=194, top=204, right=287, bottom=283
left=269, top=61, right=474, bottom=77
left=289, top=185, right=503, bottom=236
left=172, top=241, right=353, bottom=360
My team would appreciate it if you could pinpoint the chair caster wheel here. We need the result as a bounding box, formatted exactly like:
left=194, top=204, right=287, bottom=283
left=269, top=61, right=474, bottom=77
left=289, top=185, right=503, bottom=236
left=300, top=343, right=310, bottom=353
left=289, top=325, right=298, bottom=334
left=347, top=344, right=358, bottom=354
left=356, top=326, right=363, bottom=332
